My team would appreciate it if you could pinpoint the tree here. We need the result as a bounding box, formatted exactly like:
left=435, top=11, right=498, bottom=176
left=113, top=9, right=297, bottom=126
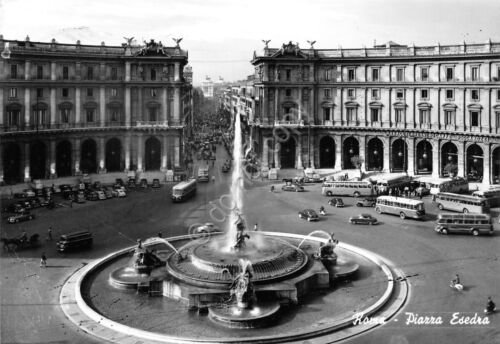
left=443, top=162, right=458, bottom=178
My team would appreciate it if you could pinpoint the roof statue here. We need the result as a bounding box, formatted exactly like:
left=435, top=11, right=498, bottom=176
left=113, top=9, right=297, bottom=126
left=172, top=37, right=183, bottom=48
left=307, top=40, right=316, bottom=49
left=136, top=39, right=167, bottom=56
left=123, top=36, right=134, bottom=47
left=262, top=40, right=271, bottom=48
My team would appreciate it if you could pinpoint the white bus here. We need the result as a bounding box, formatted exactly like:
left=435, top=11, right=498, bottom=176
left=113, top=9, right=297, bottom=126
left=376, top=174, right=412, bottom=194
left=435, top=192, right=490, bottom=214
left=434, top=213, right=494, bottom=236
left=472, top=189, right=500, bottom=208
left=375, top=196, right=426, bottom=220
left=321, top=181, right=374, bottom=197
left=417, top=177, right=469, bottom=195
left=171, top=179, right=197, bottom=202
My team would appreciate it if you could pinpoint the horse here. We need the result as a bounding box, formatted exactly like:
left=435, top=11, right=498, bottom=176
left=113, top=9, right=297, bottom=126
left=1, top=237, right=20, bottom=251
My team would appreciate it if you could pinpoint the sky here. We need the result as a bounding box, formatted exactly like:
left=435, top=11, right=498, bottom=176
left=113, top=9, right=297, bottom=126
left=1, top=0, right=499, bottom=85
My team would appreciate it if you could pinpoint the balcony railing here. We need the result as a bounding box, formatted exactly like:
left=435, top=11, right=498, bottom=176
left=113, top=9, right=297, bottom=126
left=274, top=119, right=304, bottom=127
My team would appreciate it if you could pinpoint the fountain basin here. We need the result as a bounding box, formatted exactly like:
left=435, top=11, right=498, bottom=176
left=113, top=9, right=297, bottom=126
left=209, top=301, right=281, bottom=328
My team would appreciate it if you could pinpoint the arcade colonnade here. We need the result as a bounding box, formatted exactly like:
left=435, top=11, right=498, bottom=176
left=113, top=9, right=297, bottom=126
left=1, top=133, right=182, bottom=184
left=258, top=130, right=500, bottom=185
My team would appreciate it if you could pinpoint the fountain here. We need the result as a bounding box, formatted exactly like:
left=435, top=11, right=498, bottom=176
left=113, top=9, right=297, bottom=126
left=61, top=113, right=409, bottom=343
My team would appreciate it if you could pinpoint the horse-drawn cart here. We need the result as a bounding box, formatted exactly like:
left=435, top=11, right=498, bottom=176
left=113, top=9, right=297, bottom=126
left=1, top=234, right=40, bottom=251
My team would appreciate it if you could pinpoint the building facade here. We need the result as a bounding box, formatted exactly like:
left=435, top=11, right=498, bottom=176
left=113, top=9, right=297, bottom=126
left=0, top=36, right=192, bottom=184
left=237, top=41, right=500, bottom=185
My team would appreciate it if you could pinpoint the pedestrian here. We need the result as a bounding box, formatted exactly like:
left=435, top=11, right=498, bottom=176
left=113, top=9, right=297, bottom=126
left=212, top=175, right=216, bottom=183
left=254, top=223, right=258, bottom=231
left=69, top=199, right=73, bottom=208
left=40, top=252, right=47, bottom=268
left=47, top=227, right=53, bottom=241
left=158, top=232, right=163, bottom=238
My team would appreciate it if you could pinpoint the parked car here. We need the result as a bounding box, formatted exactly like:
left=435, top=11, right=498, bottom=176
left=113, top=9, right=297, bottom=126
left=14, top=189, right=36, bottom=198
left=56, top=231, right=93, bottom=252
left=152, top=179, right=161, bottom=188
left=191, top=222, right=220, bottom=234
left=86, top=191, right=99, bottom=201
left=282, top=184, right=305, bottom=192
left=298, top=209, right=320, bottom=222
left=328, top=198, right=345, bottom=207
left=7, top=212, right=35, bottom=224
left=96, top=190, right=106, bottom=200
left=303, top=176, right=324, bottom=183
left=93, top=181, right=102, bottom=190
left=222, top=164, right=230, bottom=173
left=356, top=198, right=377, bottom=207
left=2, top=203, right=26, bottom=214
left=139, top=178, right=148, bottom=188
left=75, top=191, right=86, bottom=203
left=102, top=187, right=114, bottom=199
left=127, top=178, right=136, bottom=188
left=115, top=178, right=124, bottom=186
left=349, top=214, right=378, bottom=225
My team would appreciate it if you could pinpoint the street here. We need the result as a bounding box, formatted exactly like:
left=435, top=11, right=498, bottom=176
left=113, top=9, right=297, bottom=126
left=1, top=145, right=499, bottom=344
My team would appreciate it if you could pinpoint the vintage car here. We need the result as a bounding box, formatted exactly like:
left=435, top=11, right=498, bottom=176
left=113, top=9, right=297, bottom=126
left=349, top=214, right=378, bottom=225
left=7, top=212, right=35, bottom=224
left=298, top=209, right=320, bottom=222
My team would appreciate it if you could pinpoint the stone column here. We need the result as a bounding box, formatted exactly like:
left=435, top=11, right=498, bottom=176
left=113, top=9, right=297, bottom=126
left=334, top=137, right=342, bottom=170
left=274, top=141, right=280, bottom=169
left=0, top=89, right=4, bottom=127
left=174, top=63, right=180, bottom=82
left=124, top=135, right=131, bottom=171
left=75, top=88, right=81, bottom=125
left=73, top=138, right=81, bottom=174
left=262, top=136, right=269, bottom=170
left=136, top=134, right=143, bottom=172
left=49, top=139, right=57, bottom=178
left=24, top=142, right=31, bottom=182
left=457, top=143, right=465, bottom=178
left=51, top=62, right=56, bottom=81
left=172, top=136, right=179, bottom=167
left=138, top=87, right=143, bottom=122
left=162, top=87, right=168, bottom=123
left=482, top=144, right=491, bottom=186
left=173, top=87, right=180, bottom=124
left=358, top=135, right=366, bottom=172
left=406, top=137, right=415, bottom=176
left=161, top=135, right=168, bottom=171
left=100, top=86, right=106, bottom=126
left=24, top=88, right=31, bottom=128
left=296, top=140, right=303, bottom=169
left=0, top=149, right=3, bottom=185
left=50, top=88, right=56, bottom=126
left=25, top=60, right=31, bottom=80
left=383, top=137, right=391, bottom=173
left=125, top=87, right=131, bottom=126
left=98, top=137, right=105, bottom=172
left=125, top=61, right=131, bottom=82
left=309, top=135, right=315, bottom=169
left=432, top=141, right=440, bottom=178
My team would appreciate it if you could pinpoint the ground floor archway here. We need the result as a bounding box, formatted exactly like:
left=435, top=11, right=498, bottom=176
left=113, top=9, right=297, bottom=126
left=56, top=140, right=72, bottom=177
left=145, top=137, right=161, bottom=171
left=391, top=139, right=408, bottom=172
left=343, top=137, right=359, bottom=169
left=279, top=137, right=296, bottom=168
left=3, top=143, right=21, bottom=184
left=466, top=144, right=483, bottom=182
left=366, top=138, right=383, bottom=171
left=319, top=136, right=335, bottom=168
left=81, top=139, right=97, bottom=174
left=30, top=141, right=47, bottom=179
left=106, top=138, right=122, bottom=172
left=416, top=140, right=433, bottom=174
left=441, top=142, right=458, bottom=177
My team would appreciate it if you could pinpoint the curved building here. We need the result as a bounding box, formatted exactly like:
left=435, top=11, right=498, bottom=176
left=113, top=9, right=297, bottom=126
left=245, top=41, right=500, bottom=185
left=0, top=36, right=192, bottom=184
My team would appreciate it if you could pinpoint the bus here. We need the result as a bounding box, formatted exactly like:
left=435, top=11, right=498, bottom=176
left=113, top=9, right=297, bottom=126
left=434, top=213, right=494, bottom=236
left=376, top=174, right=412, bottom=194
left=375, top=196, right=426, bottom=220
left=321, top=181, right=374, bottom=197
left=435, top=192, right=490, bottom=214
left=472, top=189, right=500, bottom=207
left=417, top=177, right=469, bottom=195
left=171, top=179, right=197, bottom=202
left=197, top=166, right=209, bottom=182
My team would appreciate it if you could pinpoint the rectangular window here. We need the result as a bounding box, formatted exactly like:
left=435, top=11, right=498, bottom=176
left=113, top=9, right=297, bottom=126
left=471, top=66, right=479, bottom=81
left=446, top=89, right=454, bottom=100
left=303, top=66, right=310, bottom=81
left=371, top=108, right=379, bottom=122
left=347, top=88, right=355, bottom=98
left=286, top=69, right=291, bottom=81
left=347, top=108, right=356, bottom=121
left=324, top=68, right=331, bottom=81
left=371, top=88, right=380, bottom=99
left=149, top=108, right=157, bottom=122
left=62, top=88, right=69, bottom=97
left=396, top=68, right=404, bottom=82
left=61, top=109, right=70, bottom=123
left=419, top=109, right=430, bottom=124
left=496, top=112, right=500, bottom=128
left=9, top=87, right=17, bottom=98
left=10, top=64, right=18, bottom=79
left=372, top=68, right=379, bottom=81
left=87, top=88, right=93, bottom=97
left=86, top=109, right=95, bottom=122
left=323, top=108, right=331, bottom=121
left=471, top=89, right=479, bottom=101
left=151, top=88, right=157, bottom=97
left=151, top=68, right=157, bottom=81
left=111, top=67, right=118, bottom=80
left=87, top=66, right=94, bottom=80
left=471, top=111, right=479, bottom=127
left=111, top=109, right=119, bottom=122
left=396, top=89, right=404, bottom=99
left=33, top=109, right=47, bottom=125
left=421, top=67, right=429, bottom=81
left=421, top=89, right=429, bottom=100
left=446, top=67, right=454, bottom=81
left=324, top=89, right=330, bottom=98
left=63, top=66, right=69, bottom=80
left=36, top=88, right=43, bottom=98
left=444, top=110, right=455, bottom=125
left=285, top=89, right=292, bottom=97
left=111, top=88, right=117, bottom=97
left=395, top=109, right=403, bottom=123
left=497, top=89, right=500, bottom=101
left=347, top=68, right=355, bottom=81
left=37, top=65, right=43, bottom=79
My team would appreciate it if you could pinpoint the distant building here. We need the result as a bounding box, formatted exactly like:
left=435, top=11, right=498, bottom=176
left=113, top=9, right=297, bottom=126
left=0, top=36, right=192, bottom=184
left=201, top=76, right=214, bottom=98
left=224, top=40, right=500, bottom=185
